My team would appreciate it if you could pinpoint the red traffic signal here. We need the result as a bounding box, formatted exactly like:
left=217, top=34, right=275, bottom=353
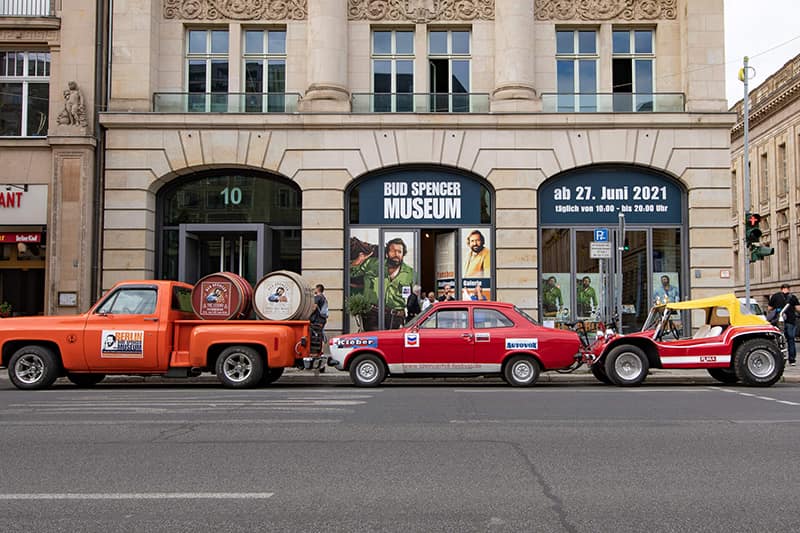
left=745, top=213, right=762, bottom=245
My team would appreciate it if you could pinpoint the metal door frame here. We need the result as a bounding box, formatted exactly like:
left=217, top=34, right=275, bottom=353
left=178, top=223, right=267, bottom=283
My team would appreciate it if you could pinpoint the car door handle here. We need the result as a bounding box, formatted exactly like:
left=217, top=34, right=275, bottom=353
left=144, top=317, right=159, bottom=322
left=461, top=332, right=473, bottom=340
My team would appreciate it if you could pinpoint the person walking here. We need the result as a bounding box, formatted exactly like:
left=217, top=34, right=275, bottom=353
left=768, top=283, right=800, bottom=365
left=406, top=285, right=421, bottom=323
left=310, top=284, right=329, bottom=354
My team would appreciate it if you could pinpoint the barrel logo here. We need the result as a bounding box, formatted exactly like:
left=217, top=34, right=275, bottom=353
left=505, top=338, right=538, bottom=350
left=200, top=281, right=232, bottom=316
left=405, top=333, right=419, bottom=348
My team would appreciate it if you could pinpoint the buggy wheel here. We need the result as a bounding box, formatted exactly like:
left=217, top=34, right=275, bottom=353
left=734, top=338, right=784, bottom=387
left=604, top=345, right=649, bottom=387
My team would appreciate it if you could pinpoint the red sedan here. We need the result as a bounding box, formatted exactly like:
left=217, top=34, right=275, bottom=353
left=328, top=301, right=583, bottom=387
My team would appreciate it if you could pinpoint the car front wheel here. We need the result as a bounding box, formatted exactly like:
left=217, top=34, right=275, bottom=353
left=349, top=354, right=386, bottom=387
left=734, top=338, right=784, bottom=387
left=503, top=355, right=540, bottom=387
left=604, top=345, right=649, bottom=387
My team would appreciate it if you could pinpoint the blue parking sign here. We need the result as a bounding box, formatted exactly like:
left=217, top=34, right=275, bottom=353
left=594, top=228, right=609, bottom=242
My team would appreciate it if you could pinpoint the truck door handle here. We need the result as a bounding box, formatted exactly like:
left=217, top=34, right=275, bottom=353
left=144, top=317, right=159, bottom=322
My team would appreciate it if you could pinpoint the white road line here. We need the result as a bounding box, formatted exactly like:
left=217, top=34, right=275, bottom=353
left=712, top=387, right=800, bottom=406
left=452, top=388, right=713, bottom=393
left=0, top=419, right=341, bottom=426
left=0, top=493, right=274, bottom=500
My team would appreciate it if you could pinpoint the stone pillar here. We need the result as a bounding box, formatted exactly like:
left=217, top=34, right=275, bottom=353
left=299, top=0, right=350, bottom=111
left=108, top=0, right=161, bottom=111
left=491, top=0, right=539, bottom=112
left=681, top=0, right=727, bottom=112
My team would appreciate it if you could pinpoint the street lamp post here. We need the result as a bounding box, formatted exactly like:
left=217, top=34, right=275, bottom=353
left=739, top=57, right=754, bottom=304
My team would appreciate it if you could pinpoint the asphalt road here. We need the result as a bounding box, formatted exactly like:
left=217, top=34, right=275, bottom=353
left=1, top=377, right=800, bottom=532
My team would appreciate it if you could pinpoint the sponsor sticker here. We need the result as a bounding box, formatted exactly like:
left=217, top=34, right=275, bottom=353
left=101, top=330, right=144, bottom=358
left=405, top=333, right=419, bottom=348
left=505, top=338, right=538, bottom=350
left=336, top=336, right=378, bottom=349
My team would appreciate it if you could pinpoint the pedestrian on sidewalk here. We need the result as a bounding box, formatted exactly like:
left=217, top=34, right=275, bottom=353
left=310, top=284, right=329, bottom=354
left=406, top=285, right=421, bottom=323
left=768, top=283, right=800, bottom=365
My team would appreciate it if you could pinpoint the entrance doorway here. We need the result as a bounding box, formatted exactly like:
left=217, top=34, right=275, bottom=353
left=178, top=224, right=270, bottom=286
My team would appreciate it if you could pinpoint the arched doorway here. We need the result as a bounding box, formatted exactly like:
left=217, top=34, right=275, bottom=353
left=157, top=170, right=301, bottom=286
left=538, top=165, right=687, bottom=333
left=346, top=166, right=494, bottom=331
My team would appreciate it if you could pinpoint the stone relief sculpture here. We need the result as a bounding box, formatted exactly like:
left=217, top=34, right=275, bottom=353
left=163, top=0, right=307, bottom=20
left=348, top=0, right=494, bottom=23
left=535, top=0, right=677, bottom=21
left=56, top=81, right=88, bottom=128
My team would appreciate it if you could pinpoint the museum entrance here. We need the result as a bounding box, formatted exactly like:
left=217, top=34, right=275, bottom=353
left=178, top=224, right=270, bottom=286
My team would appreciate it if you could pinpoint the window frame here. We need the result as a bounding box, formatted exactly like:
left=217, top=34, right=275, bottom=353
left=0, top=50, right=50, bottom=137
left=428, top=29, right=472, bottom=112
left=185, top=28, right=230, bottom=112
left=611, top=28, right=655, bottom=111
left=555, top=29, right=598, bottom=112
left=371, top=29, right=415, bottom=112
left=242, top=28, right=287, bottom=112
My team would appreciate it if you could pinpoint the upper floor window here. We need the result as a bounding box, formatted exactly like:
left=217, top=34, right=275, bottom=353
left=731, top=169, right=737, bottom=216
left=760, top=151, right=769, bottom=200
left=0, top=51, right=49, bottom=137
left=556, top=30, right=597, bottom=112
left=186, top=29, right=229, bottom=112
left=243, top=29, right=286, bottom=112
left=612, top=29, right=654, bottom=111
left=778, top=143, right=787, bottom=197
left=429, top=30, right=470, bottom=112
left=372, top=30, right=414, bottom=112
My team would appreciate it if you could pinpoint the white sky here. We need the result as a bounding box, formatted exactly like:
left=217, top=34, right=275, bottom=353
left=725, top=0, right=800, bottom=107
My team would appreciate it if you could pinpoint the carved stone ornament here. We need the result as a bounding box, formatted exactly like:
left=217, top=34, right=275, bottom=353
left=348, top=0, right=494, bottom=23
left=56, top=81, right=88, bottom=128
left=163, top=0, right=308, bottom=20
left=535, top=0, right=677, bottom=21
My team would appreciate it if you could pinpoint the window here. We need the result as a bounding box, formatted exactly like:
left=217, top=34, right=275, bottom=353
left=474, top=308, right=514, bottom=329
left=612, top=29, right=654, bottom=111
left=243, top=29, right=286, bottom=112
left=760, top=152, right=768, bottom=200
left=780, top=238, right=790, bottom=274
left=420, top=308, right=469, bottom=329
left=556, top=29, right=597, bottom=112
left=428, top=30, right=470, bottom=112
left=96, top=288, right=158, bottom=315
left=0, top=51, right=50, bottom=137
left=731, top=169, right=737, bottom=216
left=372, top=30, right=414, bottom=112
left=186, top=29, right=229, bottom=112
left=778, top=143, right=787, bottom=196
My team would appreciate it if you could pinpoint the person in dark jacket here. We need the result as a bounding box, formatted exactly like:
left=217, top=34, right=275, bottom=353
left=768, top=283, right=800, bottom=365
left=406, top=285, right=421, bottom=323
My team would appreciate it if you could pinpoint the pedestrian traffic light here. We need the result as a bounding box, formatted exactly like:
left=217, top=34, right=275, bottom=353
left=745, top=213, right=762, bottom=245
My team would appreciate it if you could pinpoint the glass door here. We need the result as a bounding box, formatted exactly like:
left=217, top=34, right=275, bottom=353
left=178, top=223, right=270, bottom=286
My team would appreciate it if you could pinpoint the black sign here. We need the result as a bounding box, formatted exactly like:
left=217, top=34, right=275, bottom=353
left=358, top=169, right=483, bottom=225
left=539, top=167, right=682, bottom=224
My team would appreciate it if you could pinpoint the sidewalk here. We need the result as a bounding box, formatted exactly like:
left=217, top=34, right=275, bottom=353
left=15, top=361, right=799, bottom=386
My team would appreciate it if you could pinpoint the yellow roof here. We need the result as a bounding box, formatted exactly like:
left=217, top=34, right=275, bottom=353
left=664, top=293, right=768, bottom=326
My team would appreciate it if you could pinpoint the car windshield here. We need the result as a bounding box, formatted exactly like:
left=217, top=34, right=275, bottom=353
left=641, top=307, right=667, bottom=332
left=405, top=309, right=427, bottom=329
left=514, top=306, right=539, bottom=326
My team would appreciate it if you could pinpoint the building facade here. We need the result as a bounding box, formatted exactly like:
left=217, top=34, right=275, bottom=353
left=3, top=0, right=734, bottom=336
left=731, top=53, right=800, bottom=306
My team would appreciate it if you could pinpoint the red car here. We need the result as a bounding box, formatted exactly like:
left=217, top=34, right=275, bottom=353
left=328, top=301, right=583, bottom=387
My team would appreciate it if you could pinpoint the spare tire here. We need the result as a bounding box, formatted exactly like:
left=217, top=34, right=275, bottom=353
left=253, top=270, right=316, bottom=321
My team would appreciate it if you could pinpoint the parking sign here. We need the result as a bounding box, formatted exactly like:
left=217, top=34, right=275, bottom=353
left=594, top=228, right=609, bottom=242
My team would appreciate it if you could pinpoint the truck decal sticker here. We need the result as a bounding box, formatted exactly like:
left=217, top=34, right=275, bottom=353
left=336, top=336, right=378, bottom=348
left=405, top=333, right=419, bottom=348
left=101, top=330, right=144, bottom=358
left=505, top=338, right=538, bottom=350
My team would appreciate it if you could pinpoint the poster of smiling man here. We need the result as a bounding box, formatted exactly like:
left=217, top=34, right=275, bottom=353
left=460, top=228, right=492, bottom=300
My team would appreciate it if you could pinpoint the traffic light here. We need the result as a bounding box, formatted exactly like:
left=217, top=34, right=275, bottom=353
left=623, top=237, right=630, bottom=251
left=745, top=213, right=762, bottom=245
left=745, top=213, right=774, bottom=262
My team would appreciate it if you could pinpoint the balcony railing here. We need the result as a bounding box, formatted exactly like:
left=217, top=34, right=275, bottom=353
left=351, top=92, right=490, bottom=113
left=541, top=93, right=685, bottom=113
left=0, top=0, right=50, bottom=16
left=152, top=92, right=301, bottom=113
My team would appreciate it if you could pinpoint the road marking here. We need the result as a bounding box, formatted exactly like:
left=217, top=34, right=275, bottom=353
left=712, top=387, right=800, bottom=406
left=0, top=492, right=274, bottom=500
left=0, top=419, right=341, bottom=426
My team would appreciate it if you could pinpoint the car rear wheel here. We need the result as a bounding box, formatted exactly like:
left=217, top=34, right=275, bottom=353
left=604, top=345, right=649, bottom=387
left=503, top=355, right=540, bottom=387
left=349, top=354, right=386, bottom=387
left=707, top=368, right=739, bottom=384
left=216, top=346, right=264, bottom=388
left=8, top=345, right=61, bottom=390
left=67, top=373, right=106, bottom=387
left=734, top=338, right=784, bottom=387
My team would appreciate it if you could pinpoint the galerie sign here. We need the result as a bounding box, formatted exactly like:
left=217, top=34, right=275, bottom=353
left=358, top=170, right=482, bottom=225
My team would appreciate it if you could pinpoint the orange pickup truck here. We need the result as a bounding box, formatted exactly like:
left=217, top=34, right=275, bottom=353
left=0, top=280, right=322, bottom=390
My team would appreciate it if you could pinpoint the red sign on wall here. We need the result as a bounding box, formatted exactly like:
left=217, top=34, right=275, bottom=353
left=0, top=233, right=41, bottom=243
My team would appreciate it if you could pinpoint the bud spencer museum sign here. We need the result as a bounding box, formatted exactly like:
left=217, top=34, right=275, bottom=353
left=357, top=169, right=483, bottom=225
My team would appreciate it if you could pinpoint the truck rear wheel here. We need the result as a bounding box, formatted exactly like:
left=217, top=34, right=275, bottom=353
left=707, top=368, right=739, bottom=384
left=734, top=338, right=784, bottom=387
left=8, top=345, right=61, bottom=390
left=503, top=355, right=540, bottom=387
left=604, top=345, right=649, bottom=386
left=67, top=373, right=106, bottom=387
left=349, top=354, right=386, bottom=387
left=216, top=346, right=264, bottom=388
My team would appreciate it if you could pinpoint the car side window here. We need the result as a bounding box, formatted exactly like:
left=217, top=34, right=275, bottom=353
left=474, top=308, right=514, bottom=329
left=96, top=289, right=157, bottom=315
left=419, top=309, right=469, bottom=329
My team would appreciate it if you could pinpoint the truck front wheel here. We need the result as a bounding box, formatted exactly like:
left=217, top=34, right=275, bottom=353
left=604, top=345, right=649, bottom=386
left=8, top=345, right=61, bottom=390
left=216, top=346, right=264, bottom=388
left=734, top=338, right=784, bottom=387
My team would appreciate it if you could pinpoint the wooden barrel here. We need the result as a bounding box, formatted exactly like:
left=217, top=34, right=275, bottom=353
left=253, top=270, right=316, bottom=321
left=191, top=272, right=253, bottom=320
